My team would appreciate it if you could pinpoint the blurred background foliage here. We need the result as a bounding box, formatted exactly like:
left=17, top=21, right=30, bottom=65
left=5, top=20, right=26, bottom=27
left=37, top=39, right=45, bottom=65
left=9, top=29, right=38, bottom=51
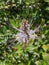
left=0, top=0, right=49, bottom=65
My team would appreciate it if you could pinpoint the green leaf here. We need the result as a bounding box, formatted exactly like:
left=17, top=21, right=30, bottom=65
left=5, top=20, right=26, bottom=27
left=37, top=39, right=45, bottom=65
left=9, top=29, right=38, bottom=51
left=44, top=0, right=49, bottom=2
left=47, top=20, right=49, bottom=24
left=25, top=0, right=35, bottom=5
left=42, top=53, right=49, bottom=65
left=35, top=60, right=47, bottom=65
left=46, top=7, right=49, bottom=10
left=0, top=61, right=5, bottom=65
left=42, top=44, right=49, bottom=52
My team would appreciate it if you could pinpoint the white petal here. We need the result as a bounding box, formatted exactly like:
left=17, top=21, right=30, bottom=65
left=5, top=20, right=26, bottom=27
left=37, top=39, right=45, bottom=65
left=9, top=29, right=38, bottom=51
left=16, top=32, right=28, bottom=43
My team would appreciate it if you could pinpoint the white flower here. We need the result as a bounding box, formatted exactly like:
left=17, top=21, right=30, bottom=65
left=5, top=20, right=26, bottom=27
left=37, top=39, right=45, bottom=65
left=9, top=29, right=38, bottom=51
left=16, top=29, right=37, bottom=43
left=16, top=19, right=38, bottom=43
left=16, top=32, right=28, bottom=43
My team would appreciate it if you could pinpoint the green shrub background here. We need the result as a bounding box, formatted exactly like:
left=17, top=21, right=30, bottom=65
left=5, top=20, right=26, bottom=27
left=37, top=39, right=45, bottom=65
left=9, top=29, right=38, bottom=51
left=0, top=0, right=49, bottom=65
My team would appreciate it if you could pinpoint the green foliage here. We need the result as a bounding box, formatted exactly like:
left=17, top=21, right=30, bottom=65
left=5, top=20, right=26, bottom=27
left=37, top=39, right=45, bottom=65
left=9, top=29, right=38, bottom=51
left=0, top=0, right=49, bottom=65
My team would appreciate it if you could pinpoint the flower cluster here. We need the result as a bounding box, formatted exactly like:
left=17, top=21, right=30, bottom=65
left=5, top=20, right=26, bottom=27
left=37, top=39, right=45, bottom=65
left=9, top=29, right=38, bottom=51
left=16, top=19, right=38, bottom=44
